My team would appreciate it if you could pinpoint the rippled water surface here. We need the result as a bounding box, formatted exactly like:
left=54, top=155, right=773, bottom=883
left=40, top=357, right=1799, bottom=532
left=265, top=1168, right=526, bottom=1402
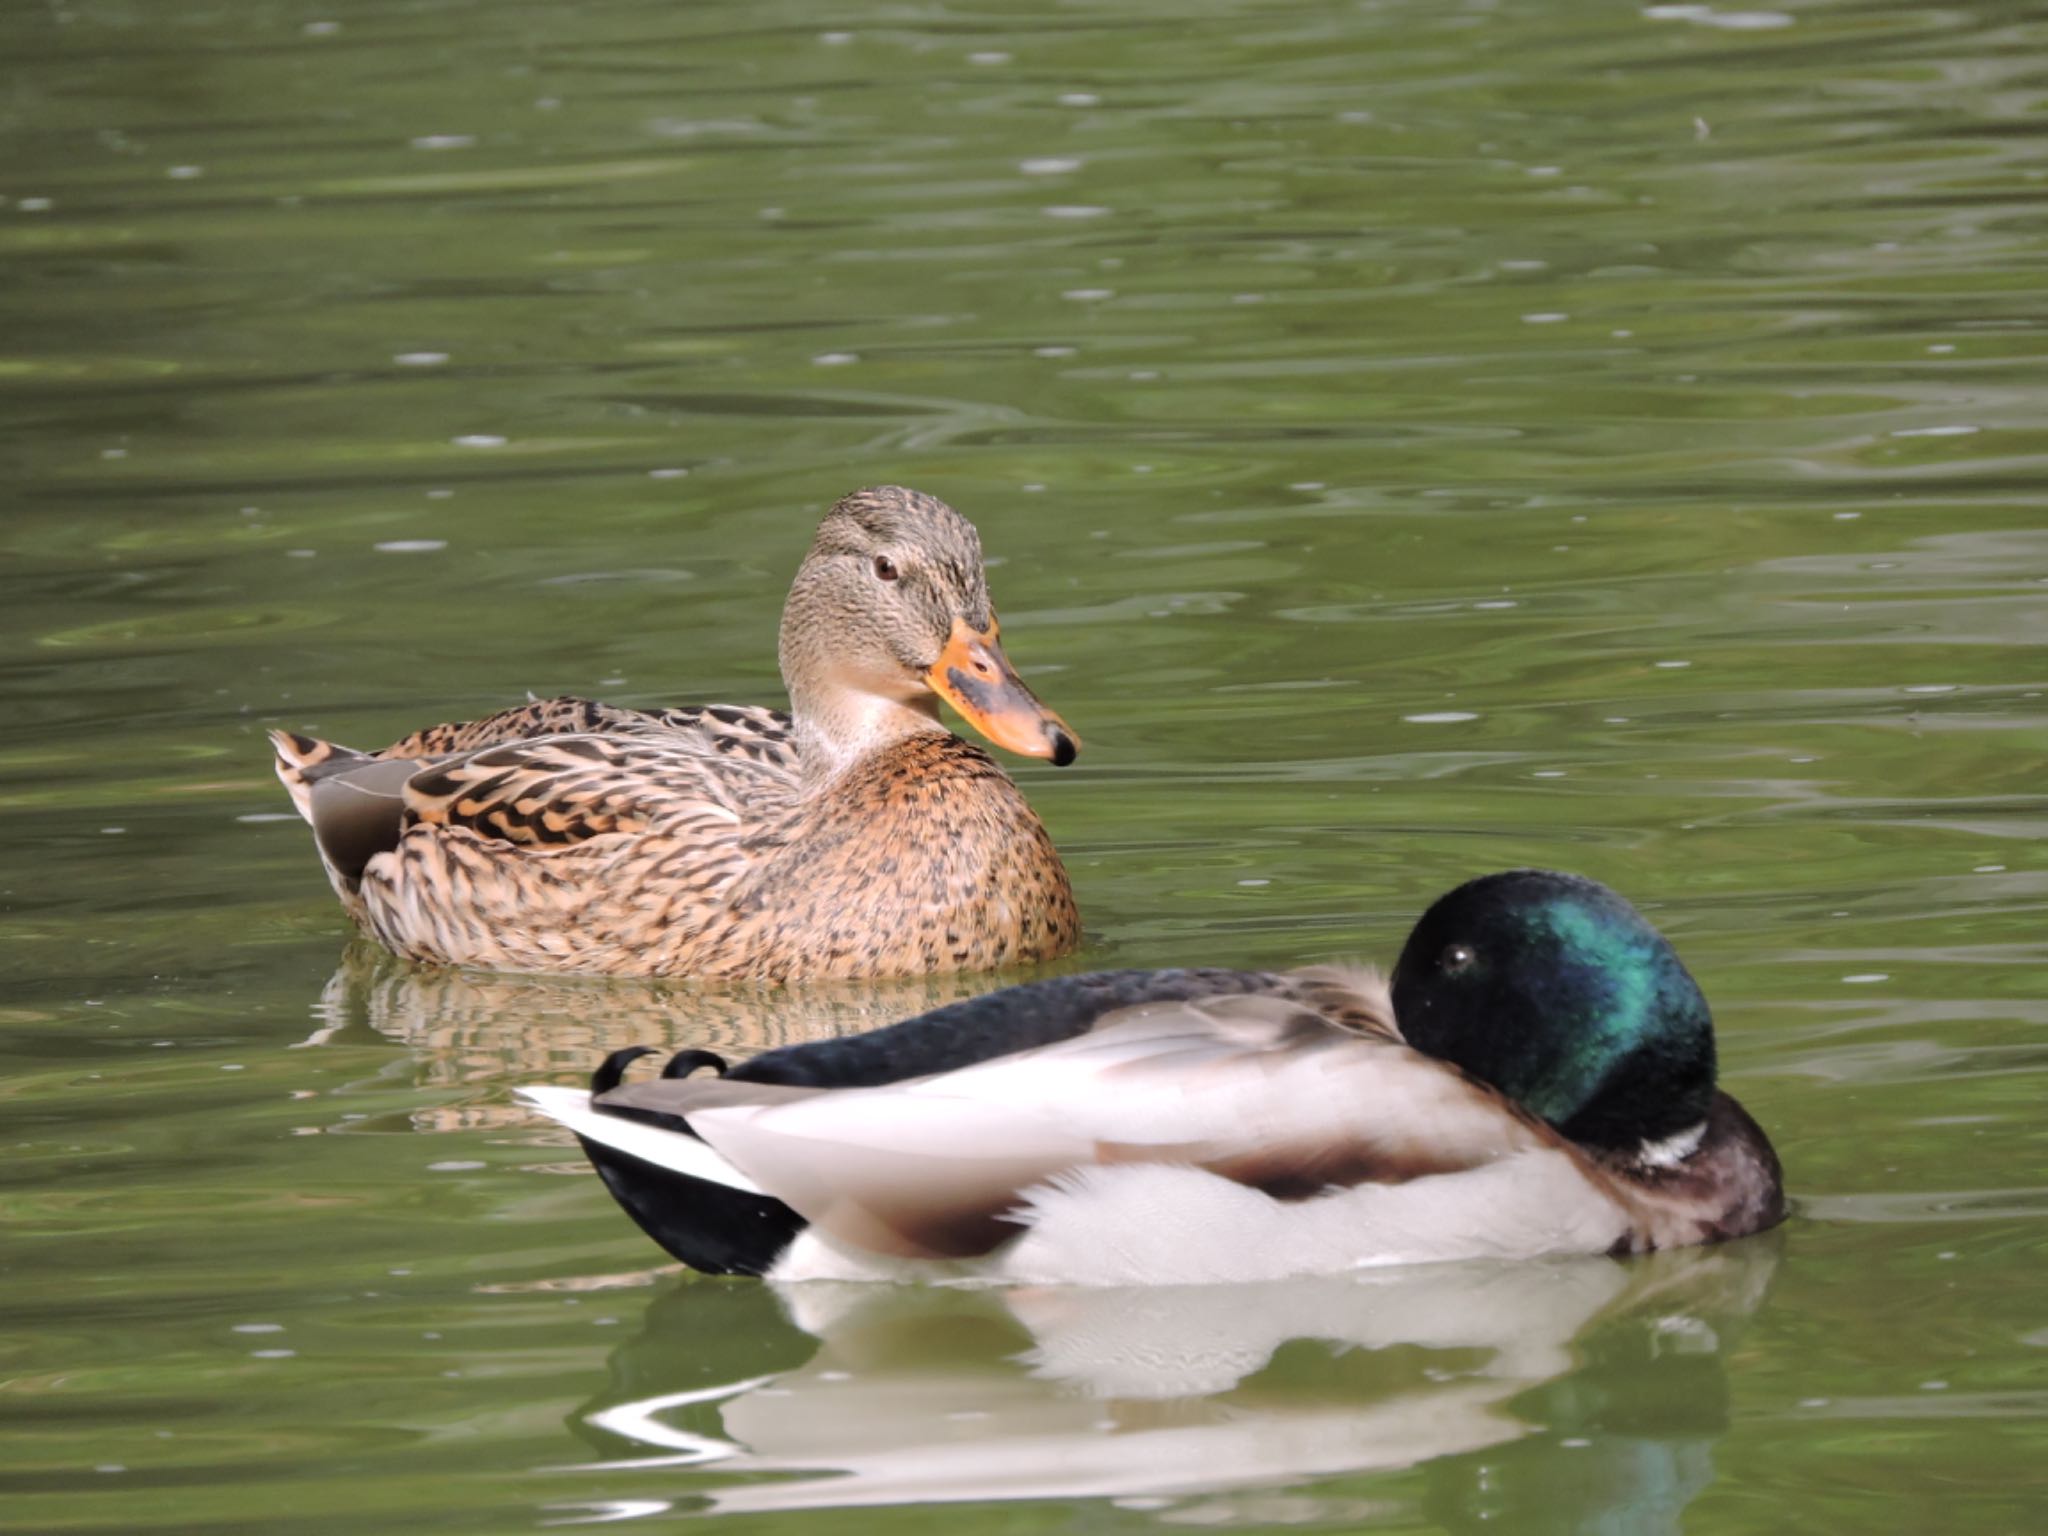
left=5, top=0, right=2047, bottom=1530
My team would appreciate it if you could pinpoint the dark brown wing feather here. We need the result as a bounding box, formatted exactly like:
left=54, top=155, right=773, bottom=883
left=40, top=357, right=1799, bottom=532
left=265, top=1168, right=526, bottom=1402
left=397, top=733, right=790, bottom=850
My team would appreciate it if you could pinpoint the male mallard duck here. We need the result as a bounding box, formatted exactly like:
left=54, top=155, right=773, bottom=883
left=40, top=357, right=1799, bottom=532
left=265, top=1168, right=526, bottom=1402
left=271, top=487, right=1081, bottom=980
left=521, top=870, right=1785, bottom=1284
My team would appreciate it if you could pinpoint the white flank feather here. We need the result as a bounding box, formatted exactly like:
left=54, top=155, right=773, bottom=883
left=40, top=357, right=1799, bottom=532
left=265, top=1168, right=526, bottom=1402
left=517, top=1085, right=764, bottom=1194
left=761, top=1152, right=1634, bottom=1287
left=988, top=1156, right=1633, bottom=1286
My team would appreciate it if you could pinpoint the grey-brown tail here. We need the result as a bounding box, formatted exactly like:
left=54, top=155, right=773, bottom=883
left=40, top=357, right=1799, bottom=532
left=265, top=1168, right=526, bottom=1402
left=269, top=730, right=355, bottom=825
left=269, top=731, right=418, bottom=886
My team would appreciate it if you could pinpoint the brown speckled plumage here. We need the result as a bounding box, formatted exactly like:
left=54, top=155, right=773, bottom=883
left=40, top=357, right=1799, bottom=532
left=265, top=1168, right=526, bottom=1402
left=270, top=488, right=1081, bottom=980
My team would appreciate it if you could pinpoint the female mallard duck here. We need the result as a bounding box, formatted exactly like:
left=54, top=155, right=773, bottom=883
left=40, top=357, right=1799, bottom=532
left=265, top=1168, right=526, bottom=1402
left=271, top=487, right=1081, bottom=980
left=521, top=870, right=1785, bottom=1284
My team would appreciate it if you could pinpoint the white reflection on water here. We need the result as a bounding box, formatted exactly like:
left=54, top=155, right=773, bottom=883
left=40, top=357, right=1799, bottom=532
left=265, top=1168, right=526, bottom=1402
left=566, top=1241, right=1777, bottom=1520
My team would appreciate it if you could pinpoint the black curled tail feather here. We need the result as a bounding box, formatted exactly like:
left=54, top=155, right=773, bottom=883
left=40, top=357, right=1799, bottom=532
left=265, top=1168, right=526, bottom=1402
left=579, top=1044, right=800, bottom=1277
left=662, top=1049, right=728, bottom=1080
left=591, top=1045, right=727, bottom=1096
left=592, top=1045, right=661, bottom=1095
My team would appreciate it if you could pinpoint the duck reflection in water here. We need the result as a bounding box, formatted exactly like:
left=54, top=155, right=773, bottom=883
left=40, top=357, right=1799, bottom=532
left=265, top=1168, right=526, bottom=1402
left=560, top=1239, right=1777, bottom=1526
left=304, top=942, right=1007, bottom=1133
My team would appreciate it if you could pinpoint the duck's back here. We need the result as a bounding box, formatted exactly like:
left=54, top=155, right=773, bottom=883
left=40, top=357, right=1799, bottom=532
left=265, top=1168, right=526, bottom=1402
left=380, top=695, right=800, bottom=772
left=273, top=697, right=1076, bottom=980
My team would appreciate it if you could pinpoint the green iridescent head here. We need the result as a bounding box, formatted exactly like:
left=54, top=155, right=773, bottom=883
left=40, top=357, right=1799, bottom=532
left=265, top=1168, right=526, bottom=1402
left=1389, top=870, right=1717, bottom=1149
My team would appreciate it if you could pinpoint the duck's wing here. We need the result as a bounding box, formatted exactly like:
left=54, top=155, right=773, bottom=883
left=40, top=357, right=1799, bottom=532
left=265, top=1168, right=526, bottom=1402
left=393, top=732, right=791, bottom=851
left=375, top=695, right=798, bottom=772
left=271, top=699, right=799, bottom=885
left=726, top=966, right=1296, bottom=1088
left=633, top=983, right=1575, bottom=1261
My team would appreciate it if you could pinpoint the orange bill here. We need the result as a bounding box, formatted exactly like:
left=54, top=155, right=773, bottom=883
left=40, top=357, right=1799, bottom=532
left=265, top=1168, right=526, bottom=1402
left=926, top=618, right=1079, bottom=766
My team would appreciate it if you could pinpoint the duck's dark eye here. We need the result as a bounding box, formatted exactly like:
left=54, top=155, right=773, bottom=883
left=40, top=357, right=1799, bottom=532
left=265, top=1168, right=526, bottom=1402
left=873, top=554, right=900, bottom=582
left=1439, top=943, right=1477, bottom=976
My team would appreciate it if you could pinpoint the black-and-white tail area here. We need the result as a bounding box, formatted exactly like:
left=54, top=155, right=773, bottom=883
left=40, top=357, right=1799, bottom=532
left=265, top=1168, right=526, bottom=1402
left=520, top=1049, right=808, bottom=1277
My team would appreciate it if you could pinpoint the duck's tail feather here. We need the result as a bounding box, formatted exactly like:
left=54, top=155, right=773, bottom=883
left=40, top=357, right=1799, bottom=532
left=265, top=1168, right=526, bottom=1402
left=271, top=732, right=427, bottom=888
left=519, top=1070, right=806, bottom=1277
left=518, top=1084, right=761, bottom=1191
left=269, top=729, right=355, bottom=825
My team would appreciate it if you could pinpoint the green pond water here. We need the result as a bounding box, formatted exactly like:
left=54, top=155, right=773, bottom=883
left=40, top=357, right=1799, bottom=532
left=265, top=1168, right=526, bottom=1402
left=5, top=0, right=2047, bottom=1529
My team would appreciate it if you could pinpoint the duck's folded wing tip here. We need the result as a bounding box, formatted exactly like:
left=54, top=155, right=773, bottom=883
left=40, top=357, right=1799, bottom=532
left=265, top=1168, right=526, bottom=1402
left=515, top=1084, right=584, bottom=1118
left=516, top=1083, right=765, bottom=1194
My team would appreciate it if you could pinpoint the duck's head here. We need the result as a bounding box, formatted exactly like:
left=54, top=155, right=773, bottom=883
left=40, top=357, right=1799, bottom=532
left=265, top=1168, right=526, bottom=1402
left=779, top=487, right=1078, bottom=772
left=1390, top=870, right=1716, bottom=1152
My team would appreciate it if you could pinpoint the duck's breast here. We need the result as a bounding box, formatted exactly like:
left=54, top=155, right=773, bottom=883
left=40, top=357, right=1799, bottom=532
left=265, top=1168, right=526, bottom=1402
left=727, top=735, right=1080, bottom=978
